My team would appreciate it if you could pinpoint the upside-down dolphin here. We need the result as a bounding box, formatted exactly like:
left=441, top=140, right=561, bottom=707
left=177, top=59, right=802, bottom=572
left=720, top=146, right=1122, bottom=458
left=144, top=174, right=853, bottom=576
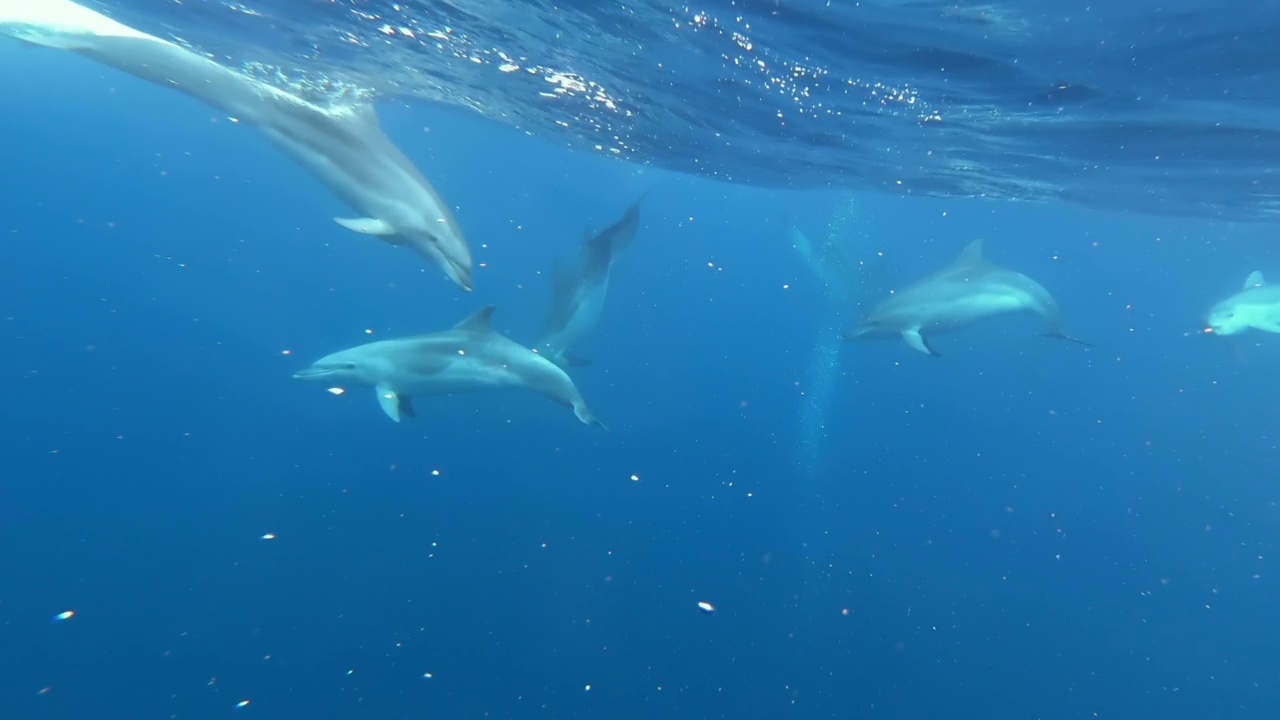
left=1204, top=271, right=1280, bottom=336
left=843, top=239, right=1091, bottom=356
left=293, top=306, right=606, bottom=428
left=0, top=0, right=473, bottom=290
left=537, top=193, right=647, bottom=367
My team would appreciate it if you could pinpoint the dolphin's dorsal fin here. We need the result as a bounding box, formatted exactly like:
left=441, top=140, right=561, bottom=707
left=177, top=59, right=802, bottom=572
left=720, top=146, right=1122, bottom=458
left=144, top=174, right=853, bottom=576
left=454, top=305, right=497, bottom=332
left=350, top=103, right=382, bottom=128
left=953, top=239, right=986, bottom=267
left=1245, top=271, right=1266, bottom=289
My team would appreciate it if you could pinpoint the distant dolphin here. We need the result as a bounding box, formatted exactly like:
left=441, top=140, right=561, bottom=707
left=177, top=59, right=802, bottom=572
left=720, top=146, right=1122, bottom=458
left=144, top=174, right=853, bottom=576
left=293, top=306, right=606, bottom=428
left=537, top=193, right=647, bottom=367
left=843, top=239, right=1091, bottom=356
left=1204, top=271, right=1280, bottom=336
left=0, top=0, right=474, bottom=290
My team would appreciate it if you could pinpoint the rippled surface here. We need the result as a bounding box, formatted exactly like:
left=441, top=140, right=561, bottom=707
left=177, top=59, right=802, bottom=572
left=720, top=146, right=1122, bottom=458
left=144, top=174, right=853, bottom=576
left=101, top=0, right=1280, bottom=221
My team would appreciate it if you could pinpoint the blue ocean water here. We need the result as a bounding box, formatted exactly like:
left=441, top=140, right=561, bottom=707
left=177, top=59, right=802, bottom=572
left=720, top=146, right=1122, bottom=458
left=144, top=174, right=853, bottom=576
left=2, top=1, right=1279, bottom=719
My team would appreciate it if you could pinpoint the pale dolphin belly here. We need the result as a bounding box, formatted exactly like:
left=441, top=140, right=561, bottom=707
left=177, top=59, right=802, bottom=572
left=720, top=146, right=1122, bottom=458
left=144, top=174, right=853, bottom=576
left=541, top=277, right=609, bottom=361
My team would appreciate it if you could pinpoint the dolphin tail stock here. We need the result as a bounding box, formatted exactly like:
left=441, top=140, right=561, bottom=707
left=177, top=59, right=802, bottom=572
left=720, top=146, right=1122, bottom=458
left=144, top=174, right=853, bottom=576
left=1043, top=328, right=1094, bottom=349
left=573, top=402, right=608, bottom=431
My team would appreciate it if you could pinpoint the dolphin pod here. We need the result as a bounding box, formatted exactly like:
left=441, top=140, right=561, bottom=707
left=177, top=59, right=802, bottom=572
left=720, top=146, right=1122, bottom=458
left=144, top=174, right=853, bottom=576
left=293, top=306, right=607, bottom=429
left=7, top=1, right=1266, bottom=436
left=843, top=239, right=1092, bottom=356
left=0, top=0, right=474, bottom=290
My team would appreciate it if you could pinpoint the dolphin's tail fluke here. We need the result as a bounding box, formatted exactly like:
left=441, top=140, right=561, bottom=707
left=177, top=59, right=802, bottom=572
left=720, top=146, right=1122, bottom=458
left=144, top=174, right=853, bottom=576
left=1044, top=329, right=1094, bottom=349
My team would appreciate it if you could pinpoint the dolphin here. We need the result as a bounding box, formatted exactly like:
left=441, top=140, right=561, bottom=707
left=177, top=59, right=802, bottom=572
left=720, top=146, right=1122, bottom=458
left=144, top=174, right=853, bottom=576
left=843, top=239, right=1091, bottom=356
left=537, top=193, right=647, bottom=367
left=0, top=0, right=473, bottom=290
left=1204, top=271, right=1280, bottom=336
left=293, top=306, right=606, bottom=428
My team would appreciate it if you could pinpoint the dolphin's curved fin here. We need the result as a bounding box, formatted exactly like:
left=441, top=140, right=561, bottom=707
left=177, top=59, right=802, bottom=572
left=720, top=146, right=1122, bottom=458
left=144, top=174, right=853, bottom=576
left=349, top=103, right=382, bottom=128
left=454, top=305, right=497, bottom=332
left=902, top=329, right=940, bottom=356
left=334, top=217, right=396, bottom=236
left=954, top=239, right=986, bottom=266
left=1245, top=271, right=1266, bottom=289
left=376, top=385, right=402, bottom=422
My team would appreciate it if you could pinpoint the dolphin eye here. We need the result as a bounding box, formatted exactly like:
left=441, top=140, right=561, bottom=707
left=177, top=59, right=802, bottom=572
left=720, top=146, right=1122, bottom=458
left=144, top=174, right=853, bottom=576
left=344, top=362, right=357, bottom=369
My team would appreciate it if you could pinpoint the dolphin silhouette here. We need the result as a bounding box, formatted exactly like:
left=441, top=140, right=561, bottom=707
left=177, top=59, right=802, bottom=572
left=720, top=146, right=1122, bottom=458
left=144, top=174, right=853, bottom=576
left=0, top=0, right=474, bottom=290
left=293, top=306, right=606, bottom=428
left=537, top=193, right=647, bottom=367
left=843, top=239, right=1091, bottom=356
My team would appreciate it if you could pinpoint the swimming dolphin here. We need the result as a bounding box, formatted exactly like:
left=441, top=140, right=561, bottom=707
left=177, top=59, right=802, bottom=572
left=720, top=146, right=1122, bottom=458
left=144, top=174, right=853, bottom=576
left=293, top=306, right=606, bottom=428
left=537, top=193, right=647, bottom=367
left=843, top=239, right=1090, bottom=356
left=1204, top=271, right=1280, bottom=336
left=0, top=0, right=473, bottom=290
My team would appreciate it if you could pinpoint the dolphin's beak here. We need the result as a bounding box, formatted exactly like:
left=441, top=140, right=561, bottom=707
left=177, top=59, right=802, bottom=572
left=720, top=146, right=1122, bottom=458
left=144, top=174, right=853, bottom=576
left=448, top=257, right=474, bottom=292
left=292, top=367, right=328, bottom=380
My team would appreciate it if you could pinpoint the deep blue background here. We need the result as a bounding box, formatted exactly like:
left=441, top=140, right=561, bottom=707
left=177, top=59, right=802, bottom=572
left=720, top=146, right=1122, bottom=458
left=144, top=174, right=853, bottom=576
left=3, top=41, right=1280, bottom=720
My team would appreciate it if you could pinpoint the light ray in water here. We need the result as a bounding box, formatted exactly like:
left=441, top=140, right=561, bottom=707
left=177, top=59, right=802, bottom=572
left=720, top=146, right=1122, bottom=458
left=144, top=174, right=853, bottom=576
left=795, top=323, right=844, bottom=480
left=791, top=195, right=866, bottom=480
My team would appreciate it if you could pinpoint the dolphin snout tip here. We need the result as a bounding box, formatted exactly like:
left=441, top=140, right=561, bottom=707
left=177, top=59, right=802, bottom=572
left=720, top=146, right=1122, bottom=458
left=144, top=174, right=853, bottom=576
left=450, top=264, right=474, bottom=292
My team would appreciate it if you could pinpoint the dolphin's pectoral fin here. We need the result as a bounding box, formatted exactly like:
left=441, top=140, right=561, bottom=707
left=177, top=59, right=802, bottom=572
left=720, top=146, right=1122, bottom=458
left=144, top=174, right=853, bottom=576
left=1044, top=329, right=1095, bottom=349
left=334, top=217, right=398, bottom=237
left=564, top=353, right=592, bottom=367
left=902, top=330, right=940, bottom=356
left=375, top=385, right=403, bottom=422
